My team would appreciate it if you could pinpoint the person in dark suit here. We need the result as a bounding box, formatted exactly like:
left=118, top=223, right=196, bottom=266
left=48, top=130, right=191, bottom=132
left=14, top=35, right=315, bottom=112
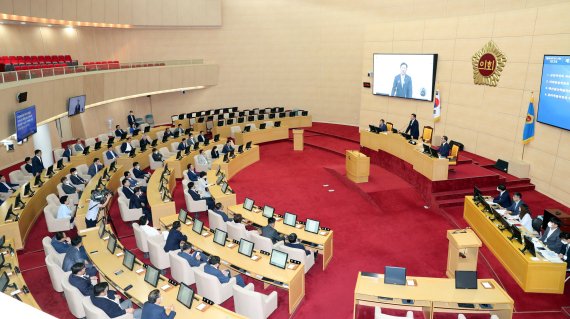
left=286, top=233, right=318, bottom=259
left=31, top=149, right=45, bottom=176
left=177, top=138, right=188, bottom=151
left=187, top=181, right=214, bottom=209
left=122, top=179, right=135, bottom=199
left=186, top=164, right=198, bottom=182
left=23, top=157, right=33, bottom=175
left=438, top=136, right=451, bottom=158
left=186, top=134, right=196, bottom=146
left=69, top=168, right=87, bottom=186
left=197, top=131, right=208, bottom=143
left=212, top=202, right=230, bottom=222
left=391, top=62, right=412, bottom=98
left=152, top=148, right=163, bottom=162
left=493, top=185, right=512, bottom=208
left=178, top=242, right=207, bottom=267
left=164, top=221, right=187, bottom=252
left=261, top=217, right=285, bottom=244
left=163, top=128, right=173, bottom=139
left=221, top=140, right=234, bottom=154
left=123, top=171, right=145, bottom=190
left=141, top=289, right=176, bottom=319
left=51, top=231, right=90, bottom=258
left=129, top=124, right=138, bottom=135
left=69, top=263, right=100, bottom=297
left=91, top=282, right=140, bottom=319
left=558, top=232, right=570, bottom=264
left=105, top=146, right=119, bottom=161
left=210, top=146, right=220, bottom=159
left=62, top=145, right=72, bottom=161
left=133, top=162, right=150, bottom=181
left=404, top=113, right=420, bottom=140
left=378, top=119, right=387, bottom=132
left=0, top=175, right=18, bottom=194
left=173, top=124, right=184, bottom=136
left=540, top=217, right=563, bottom=252
left=505, top=192, right=524, bottom=216
left=88, top=158, right=104, bottom=177
left=127, top=110, right=137, bottom=127
left=61, top=176, right=82, bottom=198
left=120, top=137, right=134, bottom=154
left=74, top=138, right=85, bottom=153
left=130, top=187, right=151, bottom=220
left=139, top=133, right=152, bottom=150
left=204, top=255, right=246, bottom=287
left=114, top=125, right=126, bottom=137
left=62, top=236, right=97, bottom=277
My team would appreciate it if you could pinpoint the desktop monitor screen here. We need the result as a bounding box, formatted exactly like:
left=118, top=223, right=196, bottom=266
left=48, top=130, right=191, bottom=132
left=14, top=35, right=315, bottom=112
left=107, top=234, right=117, bottom=254
left=283, top=213, right=297, bottom=227
left=98, top=222, right=106, bottom=238
left=455, top=271, right=478, bottom=289
left=216, top=165, right=221, bottom=176
left=0, top=272, right=9, bottom=293
left=122, top=249, right=135, bottom=271
left=262, top=206, right=275, bottom=218
left=144, top=265, right=160, bottom=287
left=68, top=95, right=86, bottom=116
left=213, top=229, right=228, bottom=247
left=305, top=219, right=320, bottom=234
left=384, top=266, right=406, bottom=285
left=0, top=253, right=4, bottom=268
left=238, top=239, right=255, bottom=258
left=0, top=235, right=4, bottom=247
left=243, top=198, right=254, bottom=211
left=270, top=249, right=288, bottom=269
left=220, top=181, right=229, bottom=193
left=192, top=219, right=204, bottom=235
left=178, top=209, right=188, bottom=223
left=176, top=283, right=195, bottom=309
left=216, top=173, right=225, bottom=185
left=510, top=225, right=523, bottom=244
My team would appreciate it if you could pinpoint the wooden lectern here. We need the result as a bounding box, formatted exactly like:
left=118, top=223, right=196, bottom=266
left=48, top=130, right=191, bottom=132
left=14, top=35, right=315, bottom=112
left=345, top=150, right=369, bottom=183
left=446, top=229, right=482, bottom=278
left=293, top=129, right=304, bottom=151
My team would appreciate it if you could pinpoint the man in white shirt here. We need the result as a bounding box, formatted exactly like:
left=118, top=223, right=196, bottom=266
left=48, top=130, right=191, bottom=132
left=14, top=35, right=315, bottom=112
left=196, top=171, right=212, bottom=198
left=57, top=195, right=75, bottom=223
left=137, top=216, right=168, bottom=241
left=85, top=191, right=111, bottom=228
left=196, top=149, right=210, bottom=170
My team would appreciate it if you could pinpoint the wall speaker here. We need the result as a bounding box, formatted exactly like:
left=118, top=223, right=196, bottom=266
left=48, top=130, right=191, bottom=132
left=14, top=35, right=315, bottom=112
left=17, top=92, right=27, bottom=103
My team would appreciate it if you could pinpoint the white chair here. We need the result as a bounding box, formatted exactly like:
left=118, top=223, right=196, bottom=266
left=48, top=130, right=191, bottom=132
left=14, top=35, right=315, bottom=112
left=42, top=236, right=60, bottom=257
left=46, top=193, right=60, bottom=206
left=226, top=221, right=250, bottom=242
left=169, top=251, right=205, bottom=286
left=264, top=121, right=274, bottom=128
left=20, top=164, right=33, bottom=178
left=65, top=174, right=85, bottom=192
left=184, top=191, right=207, bottom=218
left=156, top=131, right=165, bottom=141
left=103, top=154, right=116, bottom=167
left=193, top=267, right=236, bottom=304
left=57, top=183, right=79, bottom=205
left=44, top=204, right=72, bottom=233
left=159, top=147, right=175, bottom=159
left=208, top=210, right=227, bottom=232
left=148, top=235, right=171, bottom=271
left=85, top=137, right=97, bottom=147
left=8, top=170, right=31, bottom=186
left=148, top=153, right=163, bottom=170
left=83, top=297, right=133, bottom=319
left=374, top=307, right=414, bottom=319
left=75, top=164, right=92, bottom=182
left=61, top=273, right=88, bottom=318
left=247, top=123, right=257, bottom=131
left=53, top=148, right=67, bottom=163
left=275, top=242, right=315, bottom=273
left=45, top=253, right=67, bottom=292
left=132, top=223, right=150, bottom=258
left=129, top=168, right=147, bottom=186
left=97, top=134, right=109, bottom=143
left=115, top=145, right=124, bottom=155
left=170, top=142, right=180, bottom=153
left=194, top=155, right=209, bottom=173
left=232, top=283, right=278, bottom=319
left=118, top=197, right=143, bottom=222
left=230, top=126, right=242, bottom=138
left=249, top=232, right=275, bottom=253
left=131, top=139, right=140, bottom=149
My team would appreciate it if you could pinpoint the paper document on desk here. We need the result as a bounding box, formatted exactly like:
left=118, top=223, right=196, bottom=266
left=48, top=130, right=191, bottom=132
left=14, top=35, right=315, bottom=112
left=540, top=250, right=563, bottom=263
left=485, top=200, right=495, bottom=205
left=496, top=209, right=507, bottom=215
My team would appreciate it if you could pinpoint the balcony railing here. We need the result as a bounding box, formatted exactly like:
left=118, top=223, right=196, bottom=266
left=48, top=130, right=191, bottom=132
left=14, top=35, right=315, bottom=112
left=0, top=59, right=204, bottom=84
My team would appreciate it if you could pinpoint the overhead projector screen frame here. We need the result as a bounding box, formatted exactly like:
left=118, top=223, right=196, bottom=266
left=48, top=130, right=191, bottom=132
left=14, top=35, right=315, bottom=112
left=372, top=53, right=438, bottom=102
left=537, top=54, right=570, bottom=132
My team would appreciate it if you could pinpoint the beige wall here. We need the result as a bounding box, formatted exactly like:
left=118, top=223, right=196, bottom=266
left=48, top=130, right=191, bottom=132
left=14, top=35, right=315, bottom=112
left=0, top=0, right=221, bottom=26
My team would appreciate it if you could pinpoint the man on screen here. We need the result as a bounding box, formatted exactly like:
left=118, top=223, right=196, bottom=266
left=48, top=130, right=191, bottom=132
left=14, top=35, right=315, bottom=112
left=74, top=100, right=82, bottom=115
left=391, top=62, right=412, bottom=98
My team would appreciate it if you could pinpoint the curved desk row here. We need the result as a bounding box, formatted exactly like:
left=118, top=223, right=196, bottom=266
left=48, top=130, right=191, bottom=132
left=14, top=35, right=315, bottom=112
left=80, top=226, right=245, bottom=318
left=234, top=126, right=289, bottom=146
left=360, top=130, right=448, bottom=181
left=164, top=141, right=226, bottom=179
left=148, top=167, right=177, bottom=227
left=212, top=145, right=260, bottom=181
left=1, top=239, right=40, bottom=309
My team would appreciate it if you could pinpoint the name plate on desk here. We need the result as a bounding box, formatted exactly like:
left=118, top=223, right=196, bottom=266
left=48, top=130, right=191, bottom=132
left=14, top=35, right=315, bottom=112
left=196, top=303, right=209, bottom=312
left=135, top=268, right=146, bottom=274
left=160, top=284, right=171, bottom=291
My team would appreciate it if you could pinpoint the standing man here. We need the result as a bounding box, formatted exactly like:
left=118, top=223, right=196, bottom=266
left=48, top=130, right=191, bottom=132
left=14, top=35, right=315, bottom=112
left=404, top=113, right=419, bottom=140
left=391, top=62, right=412, bottom=98
left=31, top=149, right=44, bottom=176
left=127, top=110, right=138, bottom=127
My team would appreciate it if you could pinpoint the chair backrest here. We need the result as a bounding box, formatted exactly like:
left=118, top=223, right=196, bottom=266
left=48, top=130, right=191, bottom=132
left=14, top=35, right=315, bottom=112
left=56, top=183, right=65, bottom=197
left=45, top=253, right=67, bottom=292
left=249, top=232, right=273, bottom=253
left=208, top=210, right=227, bottom=232
left=232, top=284, right=265, bottom=318
left=132, top=223, right=149, bottom=253
left=171, top=142, right=180, bottom=153
left=159, top=147, right=171, bottom=157
left=83, top=297, right=111, bottom=319
left=156, top=131, right=164, bottom=140
left=8, top=170, right=24, bottom=184
left=76, top=164, right=89, bottom=174
left=386, top=122, right=394, bottom=131
left=375, top=307, right=414, bottom=319
left=46, top=193, right=60, bottom=206
left=450, top=144, right=459, bottom=158
left=42, top=236, right=58, bottom=257
left=264, top=121, right=274, bottom=128
left=61, top=273, right=87, bottom=318
left=226, top=222, right=248, bottom=241
left=147, top=235, right=171, bottom=270
left=85, top=138, right=96, bottom=147
left=168, top=251, right=201, bottom=286
left=44, top=204, right=58, bottom=220
left=422, top=126, right=433, bottom=143
left=97, top=134, right=109, bottom=142
left=193, top=267, right=223, bottom=300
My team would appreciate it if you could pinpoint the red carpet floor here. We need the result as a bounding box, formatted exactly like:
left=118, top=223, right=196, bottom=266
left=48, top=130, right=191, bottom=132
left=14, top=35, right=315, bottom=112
left=13, top=123, right=570, bottom=319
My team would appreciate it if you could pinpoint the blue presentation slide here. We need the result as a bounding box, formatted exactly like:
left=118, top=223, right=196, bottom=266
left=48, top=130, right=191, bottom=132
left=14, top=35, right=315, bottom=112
left=538, top=55, right=570, bottom=130
left=15, top=105, right=37, bottom=142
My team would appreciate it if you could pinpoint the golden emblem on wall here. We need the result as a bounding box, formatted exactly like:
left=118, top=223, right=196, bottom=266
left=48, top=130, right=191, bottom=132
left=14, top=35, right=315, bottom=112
left=472, top=41, right=507, bottom=87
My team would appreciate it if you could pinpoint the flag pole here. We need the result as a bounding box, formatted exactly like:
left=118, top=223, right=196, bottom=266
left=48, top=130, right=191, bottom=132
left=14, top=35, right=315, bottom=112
left=521, top=91, right=534, bottom=160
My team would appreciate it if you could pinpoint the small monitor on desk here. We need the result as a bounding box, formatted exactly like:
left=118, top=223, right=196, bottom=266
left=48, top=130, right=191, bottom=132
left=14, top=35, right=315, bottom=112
left=98, top=222, right=106, bottom=238
left=429, top=147, right=439, bottom=158
left=243, top=198, right=254, bottom=211
left=274, top=121, right=281, bottom=128
left=57, top=158, right=64, bottom=170
left=123, top=249, right=135, bottom=271
left=510, top=225, right=522, bottom=244
left=523, top=236, right=536, bottom=257
left=144, top=126, right=151, bottom=133
left=178, top=209, right=188, bottom=223
left=239, top=239, right=255, bottom=258
left=220, top=181, right=229, bottom=194
left=400, top=132, right=412, bottom=140
left=283, top=212, right=297, bottom=227
left=246, top=141, right=252, bottom=150
left=0, top=253, right=5, bottom=268
left=214, top=134, right=220, bottom=142
left=0, top=271, right=9, bottom=292
left=94, top=141, right=102, bottom=150
left=270, top=249, right=288, bottom=269
left=192, top=219, right=204, bottom=235
left=45, top=165, right=54, bottom=177
left=262, top=205, right=275, bottom=218
left=455, top=271, right=477, bottom=289
left=107, top=234, right=117, bottom=254
left=422, top=144, right=431, bottom=154
left=305, top=219, right=320, bottom=234
left=384, top=266, right=406, bottom=285
left=82, top=146, right=90, bottom=155
left=213, top=229, right=228, bottom=247
left=216, top=173, right=225, bottom=185
left=177, top=283, right=195, bottom=309
left=237, top=117, right=245, bottom=124
left=144, top=265, right=160, bottom=287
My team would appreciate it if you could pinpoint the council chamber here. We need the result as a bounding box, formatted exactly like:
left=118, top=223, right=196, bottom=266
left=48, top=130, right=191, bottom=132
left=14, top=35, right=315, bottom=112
left=0, top=1, right=569, bottom=319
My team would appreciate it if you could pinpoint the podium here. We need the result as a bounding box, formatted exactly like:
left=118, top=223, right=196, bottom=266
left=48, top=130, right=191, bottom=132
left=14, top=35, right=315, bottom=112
left=293, top=129, right=304, bottom=151
left=345, top=150, right=369, bottom=183
left=446, top=229, right=482, bottom=278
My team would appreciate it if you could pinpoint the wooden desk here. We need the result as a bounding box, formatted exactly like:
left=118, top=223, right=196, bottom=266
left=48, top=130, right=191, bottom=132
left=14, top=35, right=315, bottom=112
left=0, top=164, right=72, bottom=250
left=172, top=119, right=206, bottom=133
left=160, top=215, right=305, bottom=314
left=1, top=239, right=40, bottom=309
left=212, top=145, right=260, bottom=181
left=360, top=131, right=449, bottom=181
left=213, top=116, right=312, bottom=137
left=234, top=126, right=289, bottom=146
left=293, top=129, right=304, bottom=151
left=206, top=170, right=236, bottom=214
left=354, top=273, right=513, bottom=319
left=228, top=204, right=333, bottom=271
left=80, top=227, right=245, bottom=318
left=164, top=141, right=225, bottom=179
left=148, top=168, right=176, bottom=227
left=464, top=196, right=566, bottom=293
left=116, top=135, right=187, bottom=171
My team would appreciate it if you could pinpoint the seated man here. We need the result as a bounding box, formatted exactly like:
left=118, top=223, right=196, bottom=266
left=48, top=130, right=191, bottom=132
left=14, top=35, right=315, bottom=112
left=62, top=144, right=73, bottom=161
left=88, top=158, right=104, bottom=177
left=124, top=171, right=146, bottom=191
left=138, top=216, right=168, bottom=240
left=133, top=162, right=150, bottom=181
left=196, top=149, right=210, bottom=170
left=221, top=140, right=234, bottom=154
left=129, top=123, right=138, bottom=135
left=74, top=138, right=85, bottom=153
left=120, top=137, right=134, bottom=154
left=228, top=214, right=248, bottom=233
left=187, top=181, right=215, bottom=210
left=51, top=231, right=89, bottom=259
left=493, top=184, right=512, bottom=208
left=69, top=262, right=100, bottom=297
left=211, top=202, right=230, bottom=222
left=261, top=217, right=285, bottom=244
left=152, top=148, right=163, bottom=162
left=438, top=136, right=450, bottom=158
left=204, top=255, right=246, bottom=287
left=0, top=174, right=18, bottom=195
left=105, top=145, right=119, bottom=162
left=187, top=134, right=196, bottom=146
left=139, top=133, right=152, bottom=150
left=141, top=289, right=176, bottom=319
left=23, top=157, right=34, bottom=175
left=164, top=221, right=187, bottom=252
left=178, top=242, right=207, bottom=267
left=69, top=168, right=87, bottom=186
left=174, top=124, right=184, bottom=136
left=286, top=233, right=318, bottom=259
left=378, top=119, right=387, bottom=132
left=197, top=131, right=208, bottom=143
left=91, top=282, right=141, bottom=319
left=122, top=179, right=135, bottom=199
left=114, top=125, right=126, bottom=137
left=210, top=146, right=220, bottom=159
left=177, top=138, right=188, bottom=151
left=61, top=176, right=82, bottom=198
left=196, top=171, right=212, bottom=198
left=186, top=164, right=198, bottom=182
left=62, top=236, right=97, bottom=277
left=540, top=217, right=563, bottom=252
left=57, top=195, right=75, bottom=223
left=505, top=192, right=524, bottom=216
left=163, top=128, right=173, bottom=139
left=130, top=187, right=151, bottom=221
left=558, top=232, right=570, bottom=264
